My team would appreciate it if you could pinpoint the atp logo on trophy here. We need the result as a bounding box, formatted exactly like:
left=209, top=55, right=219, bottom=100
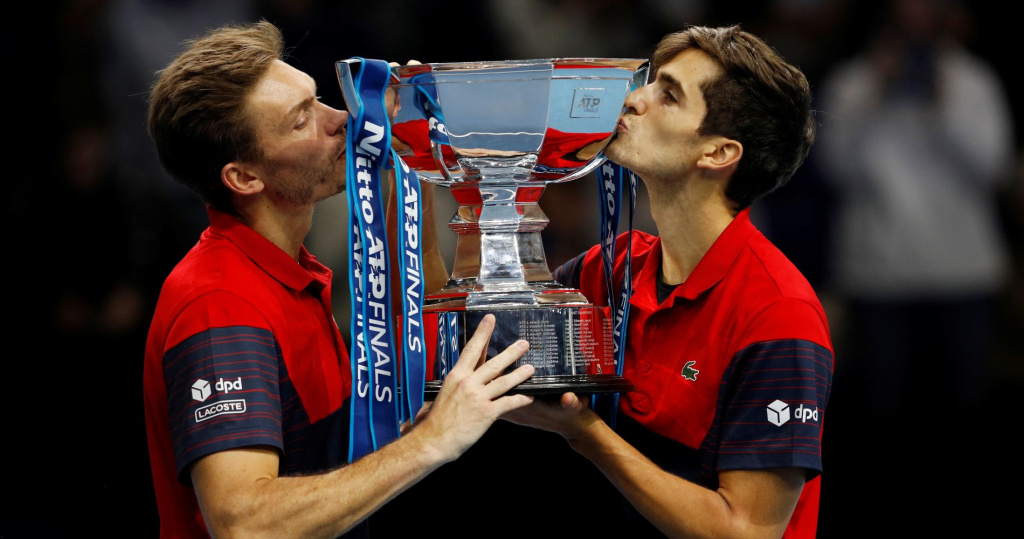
left=571, top=89, right=607, bottom=118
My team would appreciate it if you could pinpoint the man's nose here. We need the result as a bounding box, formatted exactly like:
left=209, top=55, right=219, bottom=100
left=324, top=104, right=349, bottom=136
left=623, top=86, right=646, bottom=115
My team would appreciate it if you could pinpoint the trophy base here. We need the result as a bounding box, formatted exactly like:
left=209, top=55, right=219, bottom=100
left=422, top=296, right=634, bottom=398
left=424, top=374, right=634, bottom=399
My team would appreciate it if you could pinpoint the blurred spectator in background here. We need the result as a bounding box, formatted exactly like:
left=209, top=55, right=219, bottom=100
left=817, top=0, right=1013, bottom=505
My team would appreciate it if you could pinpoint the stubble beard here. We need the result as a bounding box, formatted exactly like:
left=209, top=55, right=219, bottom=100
left=317, top=138, right=347, bottom=201
left=270, top=140, right=346, bottom=206
left=604, top=136, right=642, bottom=174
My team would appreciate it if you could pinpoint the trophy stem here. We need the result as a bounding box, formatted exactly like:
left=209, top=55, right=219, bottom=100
left=440, top=184, right=563, bottom=308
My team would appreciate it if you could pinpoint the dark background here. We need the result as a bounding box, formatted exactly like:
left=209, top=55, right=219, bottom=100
left=6, top=0, right=1021, bottom=536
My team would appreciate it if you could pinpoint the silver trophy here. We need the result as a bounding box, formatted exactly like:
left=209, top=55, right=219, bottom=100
left=337, top=58, right=647, bottom=395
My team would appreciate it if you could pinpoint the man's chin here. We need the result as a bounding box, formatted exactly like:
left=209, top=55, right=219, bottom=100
left=320, top=169, right=347, bottom=196
left=314, top=183, right=345, bottom=204
left=603, top=143, right=630, bottom=168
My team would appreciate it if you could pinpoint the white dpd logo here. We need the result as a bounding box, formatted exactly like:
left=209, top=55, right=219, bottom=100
left=766, top=399, right=818, bottom=427
left=192, top=377, right=243, bottom=402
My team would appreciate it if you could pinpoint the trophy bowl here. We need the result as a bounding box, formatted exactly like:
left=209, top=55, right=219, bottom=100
left=337, top=58, right=647, bottom=396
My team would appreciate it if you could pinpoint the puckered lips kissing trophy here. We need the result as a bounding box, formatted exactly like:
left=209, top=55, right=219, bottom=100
left=336, top=56, right=650, bottom=459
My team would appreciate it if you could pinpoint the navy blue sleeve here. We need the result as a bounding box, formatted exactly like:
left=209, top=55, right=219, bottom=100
left=553, top=252, right=587, bottom=289
left=163, top=326, right=284, bottom=484
left=714, top=339, right=833, bottom=478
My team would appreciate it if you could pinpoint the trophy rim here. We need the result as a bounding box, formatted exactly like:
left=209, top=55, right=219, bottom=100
left=390, top=57, right=648, bottom=77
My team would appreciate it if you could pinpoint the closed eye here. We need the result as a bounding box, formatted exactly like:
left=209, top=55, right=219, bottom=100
left=296, top=99, right=321, bottom=130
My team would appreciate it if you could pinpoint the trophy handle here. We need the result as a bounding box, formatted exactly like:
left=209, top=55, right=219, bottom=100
left=549, top=152, right=609, bottom=184
left=335, top=59, right=362, bottom=113
left=431, top=140, right=465, bottom=183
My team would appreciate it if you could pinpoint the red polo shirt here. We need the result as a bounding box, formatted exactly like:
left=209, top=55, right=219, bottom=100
left=143, top=208, right=353, bottom=538
left=556, top=208, right=834, bottom=537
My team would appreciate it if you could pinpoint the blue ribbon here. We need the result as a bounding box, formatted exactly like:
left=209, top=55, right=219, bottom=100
left=436, top=313, right=449, bottom=379
left=598, top=161, right=622, bottom=313
left=609, top=166, right=637, bottom=429
left=411, top=73, right=451, bottom=146
left=433, top=311, right=462, bottom=380
left=447, top=312, right=461, bottom=365
left=347, top=162, right=373, bottom=461
left=594, top=161, right=636, bottom=429
left=347, top=58, right=401, bottom=460
left=393, top=149, right=427, bottom=424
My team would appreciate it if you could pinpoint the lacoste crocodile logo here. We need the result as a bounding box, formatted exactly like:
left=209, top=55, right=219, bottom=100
left=681, top=361, right=699, bottom=381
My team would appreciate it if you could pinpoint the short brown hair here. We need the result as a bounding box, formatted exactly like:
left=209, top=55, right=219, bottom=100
left=148, top=20, right=284, bottom=212
left=652, top=26, right=815, bottom=208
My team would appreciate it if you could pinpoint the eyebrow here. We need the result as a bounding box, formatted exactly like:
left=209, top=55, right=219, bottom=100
left=658, top=71, right=686, bottom=99
left=287, top=95, right=317, bottom=118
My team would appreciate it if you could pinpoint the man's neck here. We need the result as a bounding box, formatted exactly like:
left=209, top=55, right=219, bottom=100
left=646, top=175, right=737, bottom=285
left=235, top=196, right=314, bottom=261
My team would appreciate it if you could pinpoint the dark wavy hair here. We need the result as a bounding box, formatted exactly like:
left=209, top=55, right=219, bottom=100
left=652, top=26, right=816, bottom=208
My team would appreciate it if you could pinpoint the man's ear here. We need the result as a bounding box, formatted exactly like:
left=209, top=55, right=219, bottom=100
left=697, top=137, right=743, bottom=172
left=221, top=162, right=265, bottom=196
